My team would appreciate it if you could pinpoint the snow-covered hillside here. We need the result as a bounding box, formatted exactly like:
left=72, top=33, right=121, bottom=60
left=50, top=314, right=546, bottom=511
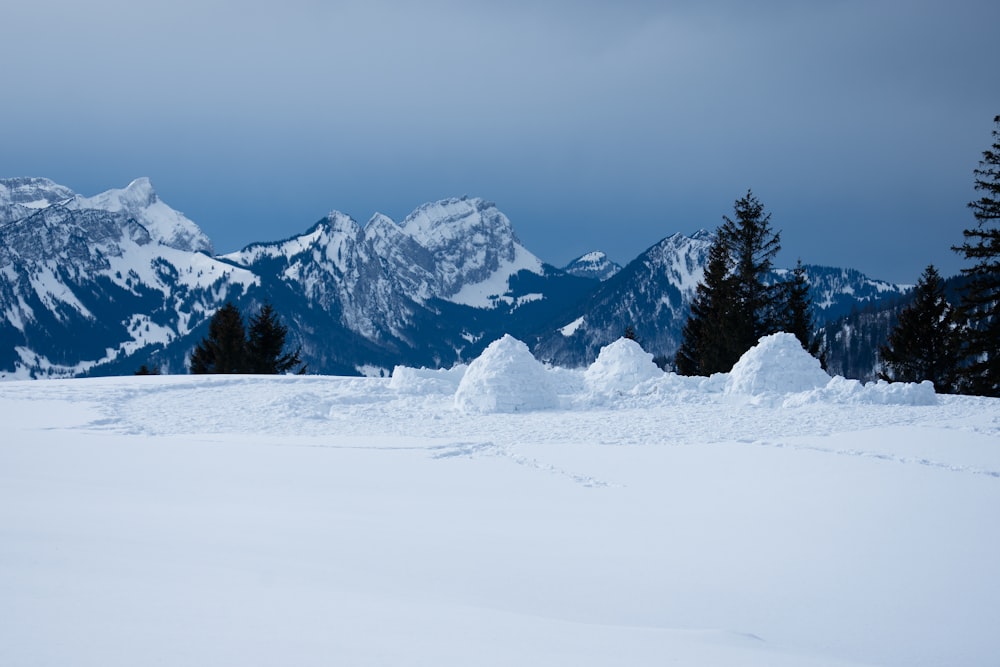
left=2, top=334, right=997, bottom=667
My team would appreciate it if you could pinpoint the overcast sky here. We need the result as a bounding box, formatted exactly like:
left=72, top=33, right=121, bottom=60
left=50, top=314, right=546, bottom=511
left=3, top=0, right=998, bottom=282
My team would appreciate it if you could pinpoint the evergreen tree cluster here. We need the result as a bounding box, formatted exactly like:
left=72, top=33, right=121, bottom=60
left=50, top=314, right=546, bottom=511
left=878, top=265, right=963, bottom=393
left=675, top=115, right=1000, bottom=398
left=189, top=302, right=305, bottom=375
left=879, top=115, right=1000, bottom=396
left=675, top=190, right=816, bottom=375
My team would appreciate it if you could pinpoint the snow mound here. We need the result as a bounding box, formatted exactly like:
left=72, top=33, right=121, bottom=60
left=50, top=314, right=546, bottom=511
left=454, top=335, right=557, bottom=413
left=787, top=376, right=938, bottom=407
left=390, top=364, right=467, bottom=394
left=726, top=333, right=830, bottom=396
left=585, top=338, right=663, bottom=395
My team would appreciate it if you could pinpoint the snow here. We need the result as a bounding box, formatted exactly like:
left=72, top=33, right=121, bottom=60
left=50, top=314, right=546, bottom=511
left=454, top=334, right=558, bottom=412
left=725, top=332, right=832, bottom=396
left=70, top=177, right=214, bottom=254
left=447, top=243, right=544, bottom=308
left=577, top=250, right=606, bottom=263
left=560, top=315, right=585, bottom=336
left=2, top=335, right=1000, bottom=667
left=584, top=337, right=663, bottom=398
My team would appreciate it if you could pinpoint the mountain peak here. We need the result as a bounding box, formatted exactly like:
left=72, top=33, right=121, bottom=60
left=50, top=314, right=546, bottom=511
left=563, top=251, right=621, bottom=281
left=122, top=177, right=157, bottom=206
left=401, top=196, right=505, bottom=245
left=67, top=178, right=213, bottom=254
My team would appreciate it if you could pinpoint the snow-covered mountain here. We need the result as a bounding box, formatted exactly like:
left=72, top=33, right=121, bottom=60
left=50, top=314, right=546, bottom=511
left=535, top=230, right=715, bottom=366
left=0, top=179, right=254, bottom=377
left=0, top=177, right=911, bottom=378
left=534, top=230, right=911, bottom=368
left=562, top=251, right=622, bottom=281
left=220, top=196, right=594, bottom=372
left=223, top=197, right=546, bottom=326
left=69, top=177, right=214, bottom=254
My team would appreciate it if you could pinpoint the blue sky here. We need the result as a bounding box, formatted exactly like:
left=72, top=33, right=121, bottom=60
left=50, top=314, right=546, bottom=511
left=3, top=0, right=998, bottom=283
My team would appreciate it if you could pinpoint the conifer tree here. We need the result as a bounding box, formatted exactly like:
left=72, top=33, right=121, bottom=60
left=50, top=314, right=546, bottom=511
left=675, top=235, right=740, bottom=375
left=879, top=265, right=962, bottom=393
left=246, top=302, right=305, bottom=374
left=676, top=190, right=781, bottom=375
left=189, top=302, right=247, bottom=374
left=719, top=189, right=782, bottom=352
left=953, top=115, right=1000, bottom=396
left=780, top=259, right=817, bottom=353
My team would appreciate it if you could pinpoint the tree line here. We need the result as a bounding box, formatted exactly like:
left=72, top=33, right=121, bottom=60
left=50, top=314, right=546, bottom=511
left=676, top=115, right=1000, bottom=397
left=189, top=302, right=305, bottom=375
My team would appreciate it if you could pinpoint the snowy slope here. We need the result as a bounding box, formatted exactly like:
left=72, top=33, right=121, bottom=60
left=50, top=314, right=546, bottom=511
left=2, top=335, right=998, bottom=667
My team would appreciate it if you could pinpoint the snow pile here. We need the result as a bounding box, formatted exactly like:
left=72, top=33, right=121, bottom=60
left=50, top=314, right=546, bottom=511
left=390, top=364, right=467, bottom=394
left=788, top=375, right=938, bottom=407
left=584, top=337, right=663, bottom=396
left=725, top=333, right=830, bottom=396
left=454, top=335, right=557, bottom=413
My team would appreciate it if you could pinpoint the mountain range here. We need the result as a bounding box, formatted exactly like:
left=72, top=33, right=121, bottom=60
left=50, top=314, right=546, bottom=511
left=0, top=177, right=910, bottom=379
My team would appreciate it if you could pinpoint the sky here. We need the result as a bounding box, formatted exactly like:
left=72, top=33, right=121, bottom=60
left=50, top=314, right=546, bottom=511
left=2, top=0, right=998, bottom=283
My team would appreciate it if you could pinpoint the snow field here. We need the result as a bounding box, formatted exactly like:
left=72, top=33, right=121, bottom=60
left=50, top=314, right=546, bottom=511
left=1, top=333, right=999, bottom=666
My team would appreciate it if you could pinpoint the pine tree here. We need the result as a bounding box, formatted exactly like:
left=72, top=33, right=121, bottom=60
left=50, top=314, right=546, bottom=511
left=780, top=259, right=817, bottom=353
left=676, top=190, right=781, bottom=375
left=719, top=189, right=782, bottom=352
left=246, top=303, right=305, bottom=374
left=675, top=235, right=740, bottom=375
left=189, top=302, right=247, bottom=374
left=878, top=265, right=962, bottom=393
left=953, top=115, right=1000, bottom=396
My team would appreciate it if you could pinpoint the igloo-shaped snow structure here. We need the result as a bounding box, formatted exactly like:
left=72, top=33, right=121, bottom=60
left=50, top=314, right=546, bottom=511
left=454, top=335, right=557, bottom=413
left=725, top=332, right=830, bottom=395
left=585, top=337, right=663, bottom=393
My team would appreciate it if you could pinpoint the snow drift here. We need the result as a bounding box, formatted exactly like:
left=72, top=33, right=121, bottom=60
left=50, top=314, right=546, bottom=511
left=454, top=334, right=557, bottom=413
left=584, top=337, right=663, bottom=396
left=725, top=333, right=831, bottom=396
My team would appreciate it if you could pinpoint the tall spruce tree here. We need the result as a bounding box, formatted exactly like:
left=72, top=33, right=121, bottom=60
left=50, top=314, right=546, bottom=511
left=780, top=259, right=817, bottom=353
left=878, top=265, right=962, bottom=393
left=953, top=115, right=1000, bottom=396
left=246, top=303, right=305, bottom=374
left=719, top=189, right=782, bottom=352
left=675, top=234, right=740, bottom=375
left=676, top=190, right=781, bottom=375
left=190, top=302, right=247, bottom=374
